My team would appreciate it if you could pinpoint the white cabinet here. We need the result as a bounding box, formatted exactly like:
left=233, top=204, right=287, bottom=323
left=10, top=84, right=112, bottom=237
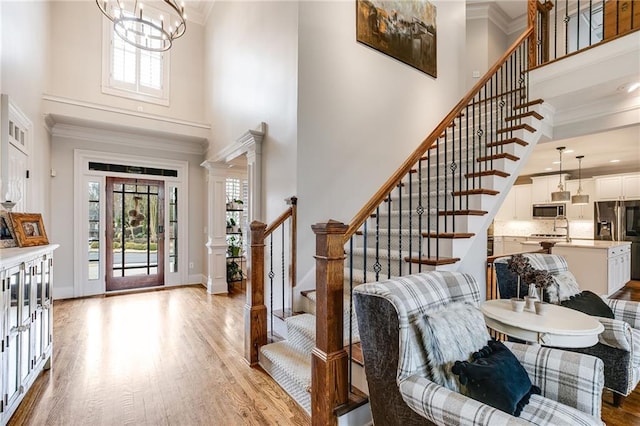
left=0, top=245, right=56, bottom=423
left=565, top=178, right=594, bottom=220
left=531, top=175, right=568, bottom=203
left=493, top=236, right=527, bottom=256
left=552, top=243, right=631, bottom=296
left=595, top=173, right=640, bottom=200
left=495, top=185, right=531, bottom=220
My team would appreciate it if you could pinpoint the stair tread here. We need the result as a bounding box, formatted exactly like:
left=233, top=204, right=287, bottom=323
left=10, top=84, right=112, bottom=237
left=476, top=153, right=519, bottom=162
left=486, top=137, right=528, bottom=148
left=438, top=209, right=487, bottom=216
left=404, top=256, right=461, bottom=266
left=505, top=110, right=544, bottom=121
left=513, top=99, right=544, bottom=110
left=422, top=232, right=475, bottom=238
left=465, top=170, right=509, bottom=178
left=452, top=188, right=499, bottom=196
left=260, top=341, right=312, bottom=384
left=496, top=123, right=536, bottom=134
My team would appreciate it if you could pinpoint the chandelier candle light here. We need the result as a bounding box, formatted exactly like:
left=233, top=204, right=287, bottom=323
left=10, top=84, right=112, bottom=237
left=551, top=146, right=571, bottom=202
left=96, top=0, right=187, bottom=52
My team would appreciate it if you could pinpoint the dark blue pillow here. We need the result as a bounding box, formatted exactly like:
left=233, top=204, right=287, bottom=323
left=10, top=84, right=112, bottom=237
left=560, top=290, right=614, bottom=319
left=451, top=340, right=540, bottom=417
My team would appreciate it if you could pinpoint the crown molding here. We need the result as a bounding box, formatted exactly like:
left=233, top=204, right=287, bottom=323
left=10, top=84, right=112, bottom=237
left=466, top=1, right=528, bottom=35
left=51, top=121, right=207, bottom=156
left=207, top=122, right=265, bottom=164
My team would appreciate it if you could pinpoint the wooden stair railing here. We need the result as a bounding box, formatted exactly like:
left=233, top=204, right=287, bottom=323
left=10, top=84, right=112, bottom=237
left=311, top=19, right=541, bottom=426
left=244, top=196, right=297, bottom=366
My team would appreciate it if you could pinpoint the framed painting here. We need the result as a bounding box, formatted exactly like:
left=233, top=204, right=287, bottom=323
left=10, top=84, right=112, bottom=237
left=356, top=0, right=437, bottom=77
left=9, top=213, right=49, bottom=247
left=0, top=211, right=17, bottom=248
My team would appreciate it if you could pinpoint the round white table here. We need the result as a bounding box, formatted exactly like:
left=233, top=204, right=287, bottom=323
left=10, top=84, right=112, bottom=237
left=480, top=299, right=604, bottom=347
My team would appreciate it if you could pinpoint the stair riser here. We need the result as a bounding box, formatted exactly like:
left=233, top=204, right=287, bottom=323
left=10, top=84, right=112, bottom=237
left=365, top=211, right=485, bottom=231
left=353, top=234, right=473, bottom=258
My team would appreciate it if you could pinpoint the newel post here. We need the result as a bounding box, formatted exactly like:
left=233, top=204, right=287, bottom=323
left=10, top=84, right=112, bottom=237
left=245, top=221, right=267, bottom=366
left=311, top=220, right=348, bottom=426
left=528, top=0, right=538, bottom=67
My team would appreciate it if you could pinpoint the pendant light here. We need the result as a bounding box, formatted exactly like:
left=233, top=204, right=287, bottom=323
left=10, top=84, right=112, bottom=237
left=571, top=155, right=590, bottom=205
left=551, top=146, right=571, bottom=202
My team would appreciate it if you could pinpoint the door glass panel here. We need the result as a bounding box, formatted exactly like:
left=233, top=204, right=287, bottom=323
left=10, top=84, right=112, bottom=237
left=36, top=261, right=43, bottom=306
left=21, top=266, right=30, bottom=322
left=9, top=269, right=19, bottom=329
left=20, top=326, right=31, bottom=381
left=7, top=334, right=19, bottom=398
left=169, top=186, right=178, bottom=273
left=88, top=181, right=101, bottom=280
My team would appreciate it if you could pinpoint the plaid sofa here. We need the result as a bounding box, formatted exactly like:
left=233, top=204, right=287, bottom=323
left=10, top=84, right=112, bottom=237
left=495, top=253, right=640, bottom=402
left=353, top=271, right=605, bottom=426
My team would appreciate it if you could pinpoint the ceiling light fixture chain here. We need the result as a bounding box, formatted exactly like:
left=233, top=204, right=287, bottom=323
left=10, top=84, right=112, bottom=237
left=96, top=0, right=187, bottom=52
left=571, top=155, right=590, bottom=205
left=551, top=146, right=571, bottom=202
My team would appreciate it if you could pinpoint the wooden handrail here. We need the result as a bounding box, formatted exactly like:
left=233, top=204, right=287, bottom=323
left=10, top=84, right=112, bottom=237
left=344, top=26, right=534, bottom=242
left=265, top=207, right=294, bottom=237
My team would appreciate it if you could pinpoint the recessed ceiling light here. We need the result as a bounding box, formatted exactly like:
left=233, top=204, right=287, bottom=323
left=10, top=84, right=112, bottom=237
left=552, top=161, right=560, bottom=164
left=565, top=149, right=574, bottom=153
left=610, top=159, right=620, bottom=163
left=628, top=82, right=640, bottom=93
left=545, top=167, right=553, bottom=171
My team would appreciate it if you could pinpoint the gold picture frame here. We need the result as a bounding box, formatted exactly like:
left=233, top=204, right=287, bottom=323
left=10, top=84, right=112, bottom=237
left=9, top=213, right=49, bottom=247
left=0, top=211, right=17, bottom=248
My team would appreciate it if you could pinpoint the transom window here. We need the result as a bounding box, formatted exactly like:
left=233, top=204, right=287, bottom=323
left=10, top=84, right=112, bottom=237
left=101, top=6, right=170, bottom=106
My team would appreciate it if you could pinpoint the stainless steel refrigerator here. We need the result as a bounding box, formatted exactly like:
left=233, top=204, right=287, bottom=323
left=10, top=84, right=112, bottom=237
left=595, top=200, right=640, bottom=280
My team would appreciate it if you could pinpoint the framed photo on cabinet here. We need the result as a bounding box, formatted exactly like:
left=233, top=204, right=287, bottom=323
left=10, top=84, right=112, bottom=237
left=0, top=211, right=17, bottom=248
left=9, top=212, right=49, bottom=247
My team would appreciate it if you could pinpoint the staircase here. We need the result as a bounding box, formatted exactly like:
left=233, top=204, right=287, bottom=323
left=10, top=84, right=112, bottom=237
left=258, top=104, right=548, bottom=418
left=251, top=26, right=549, bottom=425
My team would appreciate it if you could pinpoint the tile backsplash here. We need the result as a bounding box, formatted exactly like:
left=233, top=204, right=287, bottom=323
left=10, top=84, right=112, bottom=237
left=494, top=219, right=594, bottom=239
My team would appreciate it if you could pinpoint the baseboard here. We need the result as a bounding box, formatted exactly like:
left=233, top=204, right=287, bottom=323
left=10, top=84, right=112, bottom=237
left=53, top=286, right=75, bottom=300
left=188, top=273, right=206, bottom=286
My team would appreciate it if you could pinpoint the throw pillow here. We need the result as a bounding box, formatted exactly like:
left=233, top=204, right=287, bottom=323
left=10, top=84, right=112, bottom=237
left=553, top=270, right=582, bottom=302
left=451, top=340, right=541, bottom=417
left=414, top=302, right=491, bottom=392
left=560, top=290, right=614, bottom=319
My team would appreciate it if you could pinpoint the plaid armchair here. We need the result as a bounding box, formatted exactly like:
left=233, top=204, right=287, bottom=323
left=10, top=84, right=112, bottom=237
left=495, top=253, right=640, bottom=406
left=353, top=271, right=604, bottom=425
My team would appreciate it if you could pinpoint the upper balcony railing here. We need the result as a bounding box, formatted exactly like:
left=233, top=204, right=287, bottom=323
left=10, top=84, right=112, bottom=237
left=530, top=0, right=639, bottom=67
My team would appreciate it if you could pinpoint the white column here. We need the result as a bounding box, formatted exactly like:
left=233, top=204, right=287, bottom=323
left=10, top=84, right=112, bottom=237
left=201, top=161, right=229, bottom=294
left=246, top=143, right=263, bottom=223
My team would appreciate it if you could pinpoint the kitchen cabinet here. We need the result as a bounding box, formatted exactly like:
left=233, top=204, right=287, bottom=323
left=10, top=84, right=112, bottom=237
left=595, top=173, right=640, bottom=200
left=531, top=175, right=569, bottom=203
left=565, top=178, right=594, bottom=220
left=493, top=236, right=527, bottom=256
left=552, top=242, right=631, bottom=296
left=495, top=184, right=532, bottom=221
left=0, top=245, right=57, bottom=424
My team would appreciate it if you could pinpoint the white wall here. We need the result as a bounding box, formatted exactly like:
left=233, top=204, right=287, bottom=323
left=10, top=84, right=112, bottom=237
left=296, top=1, right=467, bottom=288
left=0, top=1, right=51, bottom=219
left=203, top=1, right=299, bottom=220
left=465, top=14, right=508, bottom=90
left=48, top=1, right=205, bottom=123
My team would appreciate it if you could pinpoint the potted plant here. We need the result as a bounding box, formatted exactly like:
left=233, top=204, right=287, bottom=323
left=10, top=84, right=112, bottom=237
left=226, top=217, right=236, bottom=233
left=226, top=260, right=244, bottom=282
left=507, top=254, right=529, bottom=312
left=232, top=199, right=244, bottom=210
left=227, top=235, right=242, bottom=257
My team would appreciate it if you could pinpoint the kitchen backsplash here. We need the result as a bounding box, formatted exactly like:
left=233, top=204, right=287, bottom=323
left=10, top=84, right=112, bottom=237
left=494, top=219, right=594, bottom=239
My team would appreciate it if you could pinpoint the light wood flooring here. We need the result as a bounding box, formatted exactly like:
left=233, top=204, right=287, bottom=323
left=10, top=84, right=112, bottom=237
left=9, top=285, right=308, bottom=426
left=9, top=281, right=640, bottom=425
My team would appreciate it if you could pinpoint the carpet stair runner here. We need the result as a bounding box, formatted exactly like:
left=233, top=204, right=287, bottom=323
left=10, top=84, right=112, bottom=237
left=259, top=292, right=360, bottom=415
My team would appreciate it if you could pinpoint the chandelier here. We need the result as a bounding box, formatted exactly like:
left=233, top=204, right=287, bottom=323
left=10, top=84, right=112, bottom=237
left=96, top=0, right=187, bottom=52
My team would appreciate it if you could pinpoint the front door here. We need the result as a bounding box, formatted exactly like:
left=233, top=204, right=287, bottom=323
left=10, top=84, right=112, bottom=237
left=105, top=177, right=165, bottom=291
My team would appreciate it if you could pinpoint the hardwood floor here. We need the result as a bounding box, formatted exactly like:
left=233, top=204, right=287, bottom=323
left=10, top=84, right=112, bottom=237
left=9, top=285, right=308, bottom=426
left=10, top=281, right=640, bottom=425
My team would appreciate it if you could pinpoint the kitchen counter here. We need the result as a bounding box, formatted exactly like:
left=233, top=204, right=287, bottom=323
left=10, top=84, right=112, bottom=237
left=521, top=240, right=631, bottom=250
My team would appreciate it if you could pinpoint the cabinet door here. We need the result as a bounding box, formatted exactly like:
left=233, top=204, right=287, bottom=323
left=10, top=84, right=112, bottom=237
left=5, top=265, right=22, bottom=407
left=531, top=177, right=551, bottom=203
left=596, top=176, right=622, bottom=200
left=514, top=185, right=532, bottom=220
left=622, top=175, right=640, bottom=199
left=495, top=190, right=516, bottom=220
left=41, top=256, right=52, bottom=356
left=19, top=263, right=33, bottom=387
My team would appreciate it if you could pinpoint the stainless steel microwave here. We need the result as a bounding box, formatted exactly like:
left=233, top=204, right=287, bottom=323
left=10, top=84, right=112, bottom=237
left=532, top=203, right=565, bottom=219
